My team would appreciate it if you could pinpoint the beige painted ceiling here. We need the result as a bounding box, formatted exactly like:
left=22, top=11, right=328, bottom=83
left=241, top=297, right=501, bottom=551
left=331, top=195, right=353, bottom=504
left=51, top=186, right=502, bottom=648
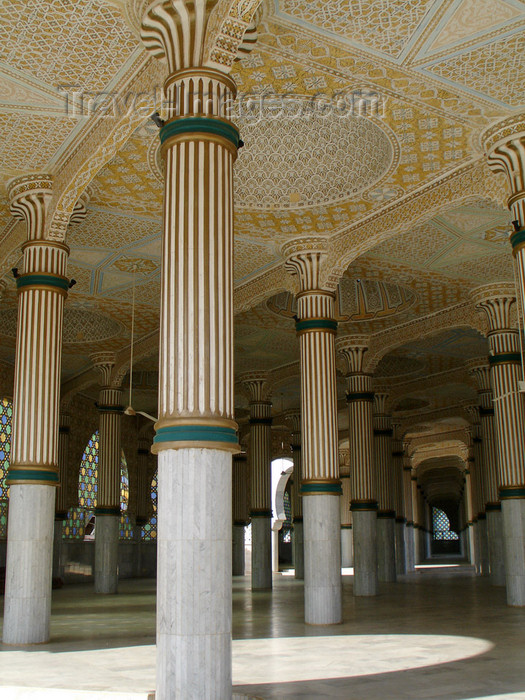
left=0, top=0, right=523, bottom=461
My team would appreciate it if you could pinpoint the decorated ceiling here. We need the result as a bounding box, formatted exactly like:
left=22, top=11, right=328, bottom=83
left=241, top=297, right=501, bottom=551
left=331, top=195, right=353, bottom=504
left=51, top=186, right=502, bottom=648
left=0, top=0, right=523, bottom=485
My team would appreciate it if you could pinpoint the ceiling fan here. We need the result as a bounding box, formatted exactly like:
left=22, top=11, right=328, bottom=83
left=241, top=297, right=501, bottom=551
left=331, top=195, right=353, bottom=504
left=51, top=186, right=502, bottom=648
left=123, top=263, right=158, bottom=424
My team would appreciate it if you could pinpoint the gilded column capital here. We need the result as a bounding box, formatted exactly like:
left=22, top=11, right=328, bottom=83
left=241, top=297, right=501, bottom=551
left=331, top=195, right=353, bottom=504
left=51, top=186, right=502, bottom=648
left=91, top=352, right=117, bottom=387
left=282, top=237, right=330, bottom=293
left=138, top=0, right=261, bottom=75
left=8, top=175, right=53, bottom=236
left=284, top=410, right=301, bottom=448
left=471, top=284, right=517, bottom=332
left=240, top=371, right=272, bottom=404
left=336, top=335, right=371, bottom=375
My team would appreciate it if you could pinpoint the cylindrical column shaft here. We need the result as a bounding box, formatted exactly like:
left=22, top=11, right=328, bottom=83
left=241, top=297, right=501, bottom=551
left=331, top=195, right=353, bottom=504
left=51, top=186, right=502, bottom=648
left=392, top=434, right=406, bottom=576
left=345, top=369, right=378, bottom=596
left=287, top=413, right=304, bottom=580
left=373, top=397, right=396, bottom=583
left=474, top=287, right=525, bottom=605
left=232, top=452, right=249, bottom=576
left=402, top=454, right=415, bottom=572
left=3, top=175, right=68, bottom=645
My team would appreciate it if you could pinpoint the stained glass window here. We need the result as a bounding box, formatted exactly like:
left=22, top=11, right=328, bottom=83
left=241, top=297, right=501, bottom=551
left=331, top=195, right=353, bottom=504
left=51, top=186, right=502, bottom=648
left=142, top=469, right=157, bottom=541
left=64, top=430, right=131, bottom=540
left=0, top=398, right=13, bottom=539
left=432, top=507, right=459, bottom=541
left=0, top=397, right=13, bottom=498
left=282, top=489, right=292, bottom=543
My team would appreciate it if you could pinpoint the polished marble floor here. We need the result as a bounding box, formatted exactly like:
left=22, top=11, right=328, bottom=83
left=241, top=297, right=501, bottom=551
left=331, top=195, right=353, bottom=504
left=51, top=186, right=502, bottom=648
left=1, top=561, right=525, bottom=699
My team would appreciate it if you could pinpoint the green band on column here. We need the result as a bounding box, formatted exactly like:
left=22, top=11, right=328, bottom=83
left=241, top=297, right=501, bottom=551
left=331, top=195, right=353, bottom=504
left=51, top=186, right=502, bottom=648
left=374, top=429, right=393, bottom=437
left=250, top=509, right=272, bottom=518
left=295, top=319, right=338, bottom=333
left=292, top=516, right=303, bottom=524
left=377, top=509, right=396, bottom=519
left=16, top=274, right=69, bottom=292
left=396, top=516, right=407, bottom=524
left=95, top=506, right=121, bottom=516
left=351, top=500, right=378, bottom=512
left=301, top=481, right=342, bottom=495
left=249, top=417, right=273, bottom=426
left=392, top=451, right=404, bottom=457
left=96, top=404, right=124, bottom=413
left=500, top=486, right=525, bottom=499
left=154, top=425, right=238, bottom=446
left=234, top=519, right=249, bottom=527
left=341, top=524, right=352, bottom=529
left=510, top=229, right=525, bottom=250
left=479, top=406, right=494, bottom=417
left=160, top=117, right=240, bottom=148
left=7, top=468, right=59, bottom=484
left=485, top=502, right=501, bottom=512
left=489, top=352, right=521, bottom=365
left=346, top=392, right=374, bottom=402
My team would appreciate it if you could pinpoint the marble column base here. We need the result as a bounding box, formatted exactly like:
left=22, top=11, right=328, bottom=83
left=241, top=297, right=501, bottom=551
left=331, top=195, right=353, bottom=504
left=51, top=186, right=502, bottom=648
left=502, top=499, right=525, bottom=606
left=487, top=509, right=506, bottom=586
left=94, top=514, right=119, bottom=594
left=52, top=517, right=64, bottom=580
left=405, top=524, right=415, bottom=572
left=395, top=522, right=406, bottom=576
left=3, top=484, right=55, bottom=644
left=377, top=517, right=396, bottom=583
left=251, top=516, right=272, bottom=590
left=303, top=494, right=342, bottom=625
left=341, top=526, right=353, bottom=568
left=157, top=448, right=232, bottom=700
left=352, top=510, right=378, bottom=596
left=233, top=524, right=245, bottom=576
left=293, top=520, right=304, bottom=580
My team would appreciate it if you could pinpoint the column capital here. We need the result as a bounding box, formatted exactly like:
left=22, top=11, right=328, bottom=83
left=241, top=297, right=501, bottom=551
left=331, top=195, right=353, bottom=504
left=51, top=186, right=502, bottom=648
left=284, top=409, right=301, bottom=433
left=483, top=114, right=525, bottom=225
left=471, top=283, right=517, bottom=332
left=282, top=237, right=332, bottom=293
left=91, top=352, right=117, bottom=386
left=240, top=371, right=272, bottom=403
left=139, top=0, right=261, bottom=75
left=336, top=335, right=371, bottom=374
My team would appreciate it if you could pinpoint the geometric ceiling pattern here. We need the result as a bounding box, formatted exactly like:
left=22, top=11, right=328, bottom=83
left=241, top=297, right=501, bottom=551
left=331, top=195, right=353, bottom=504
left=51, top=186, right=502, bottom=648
left=0, top=0, right=523, bottom=463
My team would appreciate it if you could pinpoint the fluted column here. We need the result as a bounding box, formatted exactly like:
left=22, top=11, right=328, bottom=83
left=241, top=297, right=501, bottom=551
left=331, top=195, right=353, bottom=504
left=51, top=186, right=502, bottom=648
left=469, top=360, right=506, bottom=585
left=232, top=452, right=249, bottom=576
left=242, top=373, right=272, bottom=590
left=473, top=284, right=525, bottom=605
left=53, top=413, right=71, bottom=581
left=91, top=353, right=123, bottom=595
left=337, top=337, right=378, bottom=596
left=373, top=392, right=396, bottom=582
left=392, top=427, right=406, bottom=576
left=286, top=411, right=304, bottom=579
left=412, top=471, right=422, bottom=563
left=139, top=2, right=261, bottom=694
left=464, top=452, right=477, bottom=566
left=402, top=451, right=415, bottom=571
left=339, top=448, right=353, bottom=568
left=284, top=239, right=341, bottom=625
left=466, top=408, right=490, bottom=575
left=3, top=175, right=70, bottom=645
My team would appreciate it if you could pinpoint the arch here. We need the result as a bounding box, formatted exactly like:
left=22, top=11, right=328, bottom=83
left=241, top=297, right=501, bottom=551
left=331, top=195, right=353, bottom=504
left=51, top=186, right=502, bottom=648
left=63, top=430, right=132, bottom=540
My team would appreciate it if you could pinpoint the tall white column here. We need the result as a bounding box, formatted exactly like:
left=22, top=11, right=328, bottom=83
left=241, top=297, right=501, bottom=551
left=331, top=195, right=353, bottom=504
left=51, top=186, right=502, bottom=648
left=286, top=411, right=304, bottom=579
left=468, top=360, right=506, bottom=586
left=339, top=448, right=353, bottom=568
left=90, top=355, right=123, bottom=595
left=284, top=239, right=342, bottom=624
left=3, top=175, right=70, bottom=645
left=241, top=373, right=272, bottom=590
left=232, top=452, right=249, bottom=576
left=473, top=285, right=525, bottom=605
left=402, top=451, right=415, bottom=571
left=337, top=337, right=378, bottom=596
left=373, top=392, right=396, bottom=583
left=138, top=2, right=260, bottom=692
left=53, top=412, right=71, bottom=581
left=392, top=427, right=406, bottom=576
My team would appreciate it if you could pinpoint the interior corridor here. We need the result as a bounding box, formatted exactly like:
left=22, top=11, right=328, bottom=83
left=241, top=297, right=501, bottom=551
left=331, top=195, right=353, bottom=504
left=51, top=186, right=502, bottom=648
left=1, top=562, right=524, bottom=700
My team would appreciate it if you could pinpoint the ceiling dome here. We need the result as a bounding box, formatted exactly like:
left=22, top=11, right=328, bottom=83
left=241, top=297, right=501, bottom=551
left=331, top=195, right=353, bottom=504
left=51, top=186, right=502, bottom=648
left=267, top=277, right=416, bottom=323
left=233, top=99, right=395, bottom=210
